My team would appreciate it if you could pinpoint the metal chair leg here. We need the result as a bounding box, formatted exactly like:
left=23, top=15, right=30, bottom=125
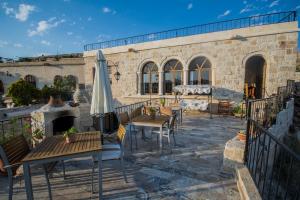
left=120, top=158, right=128, bottom=183
left=61, top=160, right=66, bottom=179
left=172, top=132, right=176, bottom=146
left=91, top=162, right=95, bottom=194
left=134, top=133, right=138, bottom=150
left=43, top=165, right=52, bottom=200
left=8, top=173, right=13, bottom=200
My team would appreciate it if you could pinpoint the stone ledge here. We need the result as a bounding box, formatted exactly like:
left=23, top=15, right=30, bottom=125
left=223, top=136, right=245, bottom=170
left=236, top=167, right=261, bottom=200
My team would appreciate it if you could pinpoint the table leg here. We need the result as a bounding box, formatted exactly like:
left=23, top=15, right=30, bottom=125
left=97, top=152, right=103, bottom=200
left=129, top=124, right=133, bottom=152
left=23, top=162, right=33, bottom=200
left=180, top=108, right=183, bottom=124
left=159, top=125, right=163, bottom=152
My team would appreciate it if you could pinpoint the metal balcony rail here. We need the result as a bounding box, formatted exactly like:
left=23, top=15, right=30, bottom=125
left=246, top=80, right=295, bottom=129
left=84, top=11, right=297, bottom=51
left=0, top=115, right=31, bottom=142
left=244, top=119, right=300, bottom=200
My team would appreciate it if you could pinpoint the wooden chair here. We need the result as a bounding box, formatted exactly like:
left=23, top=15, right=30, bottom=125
left=91, top=124, right=128, bottom=194
left=117, top=112, right=139, bottom=150
left=218, top=100, right=231, bottom=115
left=159, top=106, right=173, bottom=116
left=0, top=135, right=56, bottom=200
left=151, top=114, right=177, bottom=148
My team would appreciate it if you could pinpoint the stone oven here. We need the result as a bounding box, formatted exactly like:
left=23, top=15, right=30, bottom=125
left=31, top=103, right=80, bottom=137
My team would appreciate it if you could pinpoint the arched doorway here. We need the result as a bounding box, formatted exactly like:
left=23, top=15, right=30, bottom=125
left=244, top=55, right=266, bottom=99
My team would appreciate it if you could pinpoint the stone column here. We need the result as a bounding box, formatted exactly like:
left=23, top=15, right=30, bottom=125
left=183, top=69, right=189, bottom=85
left=137, top=72, right=142, bottom=95
left=158, top=71, right=164, bottom=95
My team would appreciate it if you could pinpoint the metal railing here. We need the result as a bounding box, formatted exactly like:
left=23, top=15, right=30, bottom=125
left=246, top=80, right=295, bottom=128
left=84, top=11, right=297, bottom=51
left=114, top=99, right=151, bottom=115
left=244, top=119, right=300, bottom=199
left=0, top=115, right=31, bottom=142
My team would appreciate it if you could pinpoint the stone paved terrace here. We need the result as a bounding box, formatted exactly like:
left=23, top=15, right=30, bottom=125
left=0, top=113, right=245, bottom=200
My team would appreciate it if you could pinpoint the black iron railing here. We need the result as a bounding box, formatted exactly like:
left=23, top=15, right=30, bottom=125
left=114, top=99, right=151, bottom=115
left=244, top=119, right=300, bottom=200
left=0, top=115, right=31, bottom=142
left=246, top=80, right=295, bottom=128
left=84, top=11, right=297, bottom=51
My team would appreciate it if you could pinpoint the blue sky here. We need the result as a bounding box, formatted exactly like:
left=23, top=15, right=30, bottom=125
left=0, top=0, right=299, bottom=58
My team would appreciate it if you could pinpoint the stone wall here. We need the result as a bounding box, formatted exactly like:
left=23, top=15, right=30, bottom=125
left=0, top=57, right=85, bottom=92
left=268, top=98, right=294, bottom=139
left=84, top=21, right=299, bottom=104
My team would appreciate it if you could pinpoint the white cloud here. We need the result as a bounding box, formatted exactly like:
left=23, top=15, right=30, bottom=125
left=28, top=18, right=66, bottom=36
left=14, top=43, right=23, bottom=48
left=87, top=16, right=92, bottom=21
left=240, top=4, right=255, bottom=14
left=0, top=40, right=9, bottom=47
left=102, top=7, right=116, bottom=14
left=2, top=2, right=14, bottom=15
left=96, top=34, right=110, bottom=42
left=296, top=5, right=300, bottom=10
left=243, top=1, right=247, bottom=4
left=41, top=40, right=50, bottom=45
left=187, top=3, right=193, bottom=10
left=67, top=32, right=73, bottom=35
left=2, top=3, right=35, bottom=22
left=269, top=0, right=279, bottom=8
left=15, top=4, right=35, bottom=21
left=218, top=10, right=231, bottom=18
left=102, top=7, right=111, bottom=13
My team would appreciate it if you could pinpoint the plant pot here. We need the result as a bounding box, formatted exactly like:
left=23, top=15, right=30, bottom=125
left=65, top=135, right=75, bottom=144
left=238, top=133, right=246, bottom=142
left=48, top=95, right=64, bottom=107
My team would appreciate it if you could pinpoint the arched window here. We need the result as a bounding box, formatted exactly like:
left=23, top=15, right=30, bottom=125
left=163, top=59, right=183, bottom=94
left=188, top=56, right=211, bottom=85
left=24, top=75, right=36, bottom=87
left=142, top=62, right=158, bottom=94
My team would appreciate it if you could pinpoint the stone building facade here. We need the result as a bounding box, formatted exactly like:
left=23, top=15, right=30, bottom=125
left=0, top=54, right=85, bottom=93
left=84, top=21, right=299, bottom=103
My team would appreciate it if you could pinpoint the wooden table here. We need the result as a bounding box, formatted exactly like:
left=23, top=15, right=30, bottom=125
left=130, top=115, right=170, bottom=151
left=22, top=132, right=103, bottom=200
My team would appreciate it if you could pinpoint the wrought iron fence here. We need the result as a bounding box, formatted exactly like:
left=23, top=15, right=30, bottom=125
left=247, top=80, right=295, bottom=128
left=114, top=99, right=151, bottom=115
left=0, top=115, right=31, bottom=142
left=244, top=119, right=300, bottom=200
left=84, top=11, right=297, bottom=51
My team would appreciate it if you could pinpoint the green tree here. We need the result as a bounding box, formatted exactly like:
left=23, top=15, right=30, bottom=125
left=7, top=79, right=41, bottom=106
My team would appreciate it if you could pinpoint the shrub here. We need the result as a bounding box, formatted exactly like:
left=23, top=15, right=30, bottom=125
left=7, top=79, right=41, bottom=106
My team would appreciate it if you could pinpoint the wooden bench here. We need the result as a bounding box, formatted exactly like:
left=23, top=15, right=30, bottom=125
left=0, top=135, right=55, bottom=200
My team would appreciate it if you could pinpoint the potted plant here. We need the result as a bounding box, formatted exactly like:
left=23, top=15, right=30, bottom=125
left=237, top=130, right=246, bottom=142
left=63, top=127, right=78, bottom=144
left=31, top=128, right=45, bottom=146
left=232, top=103, right=245, bottom=117
left=160, top=98, right=166, bottom=107
left=149, top=107, right=156, bottom=120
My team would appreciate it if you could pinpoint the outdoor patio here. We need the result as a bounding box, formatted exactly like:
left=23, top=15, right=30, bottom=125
left=0, top=113, right=245, bottom=200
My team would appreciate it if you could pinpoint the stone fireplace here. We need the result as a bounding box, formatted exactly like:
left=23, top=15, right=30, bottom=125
left=31, top=103, right=80, bottom=137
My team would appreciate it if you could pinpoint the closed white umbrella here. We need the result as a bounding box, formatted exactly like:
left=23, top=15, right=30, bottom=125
left=90, top=50, right=114, bottom=132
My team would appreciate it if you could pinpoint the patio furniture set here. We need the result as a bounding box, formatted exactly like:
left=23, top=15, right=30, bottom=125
left=0, top=104, right=180, bottom=200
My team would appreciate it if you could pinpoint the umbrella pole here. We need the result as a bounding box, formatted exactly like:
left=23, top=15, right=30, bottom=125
left=99, top=114, right=104, bottom=144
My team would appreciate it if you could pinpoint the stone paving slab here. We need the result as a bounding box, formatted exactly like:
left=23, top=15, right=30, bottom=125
left=0, top=113, right=245, bottom=200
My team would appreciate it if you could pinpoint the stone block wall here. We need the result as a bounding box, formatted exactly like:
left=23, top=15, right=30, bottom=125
left=84, top=22, right=299, bottom=104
